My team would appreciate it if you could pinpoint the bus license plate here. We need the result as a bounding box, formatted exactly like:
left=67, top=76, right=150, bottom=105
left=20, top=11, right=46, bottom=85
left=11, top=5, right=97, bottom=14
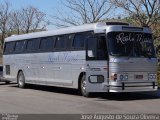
left=135, top=75, right=143, bottom=79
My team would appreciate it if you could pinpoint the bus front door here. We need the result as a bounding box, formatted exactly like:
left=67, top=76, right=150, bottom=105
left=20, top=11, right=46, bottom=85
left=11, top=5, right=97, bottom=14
left=86, top=36, right=109, bottom=93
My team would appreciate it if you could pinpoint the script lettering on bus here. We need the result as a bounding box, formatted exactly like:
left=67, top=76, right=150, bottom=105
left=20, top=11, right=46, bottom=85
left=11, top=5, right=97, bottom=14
left=116, top=33, right=152, bottom=44
left=48, top=53, right=79, bottom=63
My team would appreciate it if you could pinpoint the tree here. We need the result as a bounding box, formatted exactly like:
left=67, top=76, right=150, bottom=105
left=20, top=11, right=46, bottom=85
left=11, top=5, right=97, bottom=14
left=0, top=4, right=48, bottom=50
left=52, top=0, right=113, bottom=27
left=10, top=6, right=47, bottom=34
left=0, top=1, right=10, bottom=48
left=0, top=2, right=49, bottom=64
left=8, top=11, right=23, bottom=35
left=111, top=0, right=160, bottom=27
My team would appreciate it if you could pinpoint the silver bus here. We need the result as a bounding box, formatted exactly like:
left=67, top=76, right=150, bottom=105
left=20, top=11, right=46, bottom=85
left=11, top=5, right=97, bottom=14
left=3, top=22, right=158, bottom=97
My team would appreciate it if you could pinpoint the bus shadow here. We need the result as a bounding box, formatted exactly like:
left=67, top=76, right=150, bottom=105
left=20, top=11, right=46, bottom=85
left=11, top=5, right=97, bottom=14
left=93, top=91, right=160, bottom=101
left=10, top=84, right=160, bottom=101
left=12, top=84, right=79, bottom=96
left=0, top=82, right=16, bottom=86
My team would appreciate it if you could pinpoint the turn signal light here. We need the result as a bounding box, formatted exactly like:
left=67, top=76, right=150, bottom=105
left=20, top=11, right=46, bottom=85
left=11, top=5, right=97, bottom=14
left=110, top=73, right=117, bottom=81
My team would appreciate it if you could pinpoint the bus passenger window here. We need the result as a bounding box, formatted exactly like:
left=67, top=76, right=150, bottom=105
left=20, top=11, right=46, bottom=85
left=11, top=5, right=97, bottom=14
left=72, top=34, right=85, bottom=48
left=4, top=42, right=15, bottom=54
left=26, top=39, right=40, bottom=51
left=27, top=40, right=33, bottom=51
left=55, top=36, right=65, bottom=49
left=66, top=34, right=74, bottom=49
left=15, top=41, right=26, bottom=53
left=40, top=37, right=55, bottom=51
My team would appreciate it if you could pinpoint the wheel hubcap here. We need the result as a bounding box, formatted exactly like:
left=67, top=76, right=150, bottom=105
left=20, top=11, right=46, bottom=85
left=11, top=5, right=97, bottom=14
left=82, top=80, right=87, bottom=93
left=18, top=75, right=23, bottom=86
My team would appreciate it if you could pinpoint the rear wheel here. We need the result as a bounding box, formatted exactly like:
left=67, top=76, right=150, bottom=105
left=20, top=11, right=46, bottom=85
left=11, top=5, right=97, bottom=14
left=80, top=75, right=91, bottom=97
left=17, top=71, right=25, bottom=88
left=5, top=81, right=10, bottom=84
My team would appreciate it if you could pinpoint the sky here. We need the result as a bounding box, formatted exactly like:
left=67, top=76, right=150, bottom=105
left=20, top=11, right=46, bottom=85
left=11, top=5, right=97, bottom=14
left=0, top=0, right=61, bottom=30
left=1, top=0, right=59, bottom=14
left=0, top=0, right=123, bottom=30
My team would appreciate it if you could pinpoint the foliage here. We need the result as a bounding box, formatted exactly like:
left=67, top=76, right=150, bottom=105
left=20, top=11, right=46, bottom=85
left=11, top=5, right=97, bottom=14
left=0, top=1, right=48, bottom=50
left=52, top=0, right=114, bottom=27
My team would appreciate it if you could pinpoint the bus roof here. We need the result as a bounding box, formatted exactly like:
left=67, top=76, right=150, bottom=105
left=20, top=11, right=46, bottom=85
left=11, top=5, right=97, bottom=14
left=5, top=22, right=107, bottom=42
left=5, top=22, right=151, bottom=42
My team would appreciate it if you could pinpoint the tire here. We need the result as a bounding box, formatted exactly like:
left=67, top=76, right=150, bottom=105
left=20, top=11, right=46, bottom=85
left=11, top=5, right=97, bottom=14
left=17, top=71, right=25, bottom=88
left=5, top=81, right=10, bottom=84
left=80, top=75, right=91, bottom=97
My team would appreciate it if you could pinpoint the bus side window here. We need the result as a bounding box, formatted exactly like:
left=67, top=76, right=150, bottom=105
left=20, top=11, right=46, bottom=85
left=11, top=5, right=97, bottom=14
left=4, top=42, right=15, bottom=54
left=87, top=37, right=97, bottom=58
left=66, top=34, right=74, bottom=50
left=55, top=36, right=66, bottom=49
left=14, top=41, right=26, bottom=53
left=40, top=37, right=55, bottom=51
left=87, top=36, right=108, bottom=60
left=72, top=34, right=85, bottom=49
left=26, top=39, right=40, bottom=52
left=97, top=36, right=108, bottom=59
left=26, top=40, right=33, bottom=51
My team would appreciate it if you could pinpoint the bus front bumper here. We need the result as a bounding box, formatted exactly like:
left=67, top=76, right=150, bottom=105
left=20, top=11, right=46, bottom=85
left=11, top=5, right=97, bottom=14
left=103, top=82, right=158, bottom=92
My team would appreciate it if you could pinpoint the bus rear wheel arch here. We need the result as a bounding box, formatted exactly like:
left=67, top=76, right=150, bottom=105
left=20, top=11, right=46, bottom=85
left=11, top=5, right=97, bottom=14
left=17, top=70, right=26, bottom=88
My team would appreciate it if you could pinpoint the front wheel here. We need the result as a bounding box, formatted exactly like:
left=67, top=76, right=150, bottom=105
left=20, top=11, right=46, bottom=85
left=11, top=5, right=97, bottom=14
left=80, top=75, right=91, bottom=97
left=17, top=71, right=25, bottom=88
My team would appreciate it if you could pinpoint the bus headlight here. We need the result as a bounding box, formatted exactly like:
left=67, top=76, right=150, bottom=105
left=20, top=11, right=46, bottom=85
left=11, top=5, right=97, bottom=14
left=119, top=74, right=128, bottom=81
left=120, top=75, right=124, bottom=80
left=148, top=73, right=156, bottom=80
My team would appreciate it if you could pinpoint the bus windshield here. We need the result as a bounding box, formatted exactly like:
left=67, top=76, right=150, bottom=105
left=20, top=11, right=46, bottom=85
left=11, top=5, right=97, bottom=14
left=107, top=32, right=156, bottom=58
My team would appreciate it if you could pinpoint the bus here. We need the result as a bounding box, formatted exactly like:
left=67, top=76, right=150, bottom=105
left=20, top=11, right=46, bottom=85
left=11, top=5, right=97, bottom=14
left=3, top=22, right=158, bottom=97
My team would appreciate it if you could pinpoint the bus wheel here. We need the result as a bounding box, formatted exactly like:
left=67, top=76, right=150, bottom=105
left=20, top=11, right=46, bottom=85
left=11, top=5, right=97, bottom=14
left=80, top=75, right=90, bottom=97
left=5, top=81, right=10, bottom=84
left=17, top=71, right=25, bottom=88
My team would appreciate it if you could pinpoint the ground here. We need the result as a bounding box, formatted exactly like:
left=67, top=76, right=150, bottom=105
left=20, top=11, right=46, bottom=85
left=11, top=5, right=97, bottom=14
left=0, top=82, right=159, bottom=114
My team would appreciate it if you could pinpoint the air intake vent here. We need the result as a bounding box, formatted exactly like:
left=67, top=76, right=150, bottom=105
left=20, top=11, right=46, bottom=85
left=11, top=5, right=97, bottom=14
left=106, top=22, right=129, bottom=26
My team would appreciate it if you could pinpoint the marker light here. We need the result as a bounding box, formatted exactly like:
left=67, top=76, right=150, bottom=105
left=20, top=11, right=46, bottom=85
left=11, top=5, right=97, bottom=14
left=110, top=73, right=117, bottom=81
